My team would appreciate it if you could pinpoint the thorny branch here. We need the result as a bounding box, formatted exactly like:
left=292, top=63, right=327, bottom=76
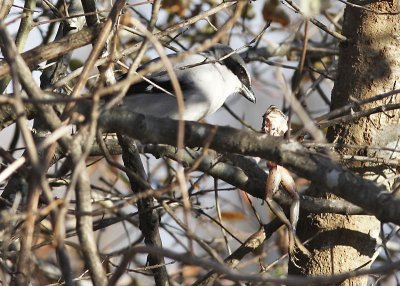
left=0, top=0, right=399, bottom=285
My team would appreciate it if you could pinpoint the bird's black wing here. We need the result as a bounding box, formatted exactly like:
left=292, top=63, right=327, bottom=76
left=119, top=58, right=194, bottom=96
left=124, top=75, right=192, bottom=96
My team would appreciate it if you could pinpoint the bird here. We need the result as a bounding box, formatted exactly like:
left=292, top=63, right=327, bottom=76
left=120, top=44, right=256, bottom=121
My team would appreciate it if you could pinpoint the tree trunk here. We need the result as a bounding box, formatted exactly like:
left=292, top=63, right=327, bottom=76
left=289, top=1, right=400, bottom=285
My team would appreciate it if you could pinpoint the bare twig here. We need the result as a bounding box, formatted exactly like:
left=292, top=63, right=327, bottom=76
left=282, top=0, right=347, bottom=41
left=318, top=103, right=400, bottom=129
left=0, top=24, right=103, bottom=79
left=0, top=18, right=108, bottom=286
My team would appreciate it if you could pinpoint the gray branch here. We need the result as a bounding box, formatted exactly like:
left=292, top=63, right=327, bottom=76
left=99, top=110, right=400, bottom=225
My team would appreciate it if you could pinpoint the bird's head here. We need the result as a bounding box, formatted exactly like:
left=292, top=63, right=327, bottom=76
left=208, top=44, right=256, bottom=103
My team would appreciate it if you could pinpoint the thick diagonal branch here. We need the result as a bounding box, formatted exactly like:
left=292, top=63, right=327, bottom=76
left=99, top=110, right=400, bottom=225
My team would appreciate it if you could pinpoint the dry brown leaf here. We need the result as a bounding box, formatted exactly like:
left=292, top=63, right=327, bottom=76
left=262, top=0, right=290, bottom=26
left=162, top=0, right=188, bottom=16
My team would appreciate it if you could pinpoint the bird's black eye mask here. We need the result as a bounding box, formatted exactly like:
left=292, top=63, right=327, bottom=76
left=208, top=45, right=252, bottom=90
left=220, top=56, right=251, bottom=89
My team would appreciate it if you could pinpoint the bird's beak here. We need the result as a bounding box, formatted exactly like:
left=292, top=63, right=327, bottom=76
left=240, top=84, right=256, bottom=103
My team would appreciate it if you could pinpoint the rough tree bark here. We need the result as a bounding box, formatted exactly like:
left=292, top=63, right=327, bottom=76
left=289, top=1, right=400, bottom=285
